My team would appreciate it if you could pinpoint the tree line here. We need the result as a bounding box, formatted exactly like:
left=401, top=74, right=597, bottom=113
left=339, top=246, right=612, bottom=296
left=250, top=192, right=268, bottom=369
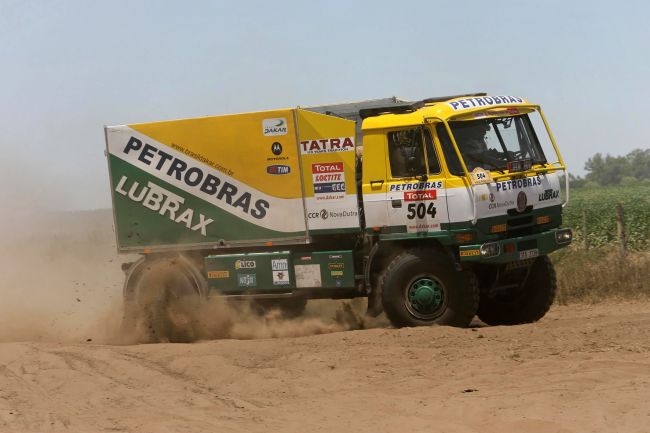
left=569, top=148, right=650, bottom=188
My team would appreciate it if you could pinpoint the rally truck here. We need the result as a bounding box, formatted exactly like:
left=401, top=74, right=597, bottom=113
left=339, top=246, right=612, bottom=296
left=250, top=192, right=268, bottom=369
left=105, top=92, right=573, bottom=341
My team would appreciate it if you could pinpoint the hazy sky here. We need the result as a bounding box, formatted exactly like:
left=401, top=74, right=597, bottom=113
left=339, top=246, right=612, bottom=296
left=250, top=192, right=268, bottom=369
left=1, top=0, right=648, bottom=211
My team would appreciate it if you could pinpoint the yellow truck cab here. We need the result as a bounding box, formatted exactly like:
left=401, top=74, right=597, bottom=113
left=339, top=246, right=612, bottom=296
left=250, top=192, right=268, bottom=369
left=106, top=92, right=573, bottom=341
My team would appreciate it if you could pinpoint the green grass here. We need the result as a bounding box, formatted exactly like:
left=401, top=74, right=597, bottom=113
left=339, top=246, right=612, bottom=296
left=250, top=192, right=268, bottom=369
left=563, top=184, right=650, bottom=250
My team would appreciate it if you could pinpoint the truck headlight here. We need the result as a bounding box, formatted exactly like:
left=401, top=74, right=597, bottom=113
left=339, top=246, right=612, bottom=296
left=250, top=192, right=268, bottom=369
left=555, top=228, right=573, bottom=244
left=480, top=242, right=501, bottom=258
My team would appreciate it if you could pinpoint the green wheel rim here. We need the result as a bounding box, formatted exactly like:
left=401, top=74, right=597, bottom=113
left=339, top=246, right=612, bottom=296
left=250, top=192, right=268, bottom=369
left=405, top=276, right=446, bottom=320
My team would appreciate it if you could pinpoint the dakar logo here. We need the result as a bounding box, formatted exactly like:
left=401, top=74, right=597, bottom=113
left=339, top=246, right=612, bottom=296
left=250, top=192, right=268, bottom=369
left=263, top=118, right=288, bottom=136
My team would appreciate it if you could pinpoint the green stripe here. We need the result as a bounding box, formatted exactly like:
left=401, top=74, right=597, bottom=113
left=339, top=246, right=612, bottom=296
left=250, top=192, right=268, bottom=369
left=109, top=155, right=305, bottom=249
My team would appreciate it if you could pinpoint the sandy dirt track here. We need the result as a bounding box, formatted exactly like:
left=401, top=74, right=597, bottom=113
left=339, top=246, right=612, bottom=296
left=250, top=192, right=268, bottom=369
left=1, top=301, right=649, bottom=433
left=1, top=210, right=649, bottom=433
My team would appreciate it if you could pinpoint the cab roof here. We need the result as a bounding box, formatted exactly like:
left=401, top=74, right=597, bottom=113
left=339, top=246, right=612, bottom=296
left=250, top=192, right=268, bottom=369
left=361, top=94, right=534, bottom=131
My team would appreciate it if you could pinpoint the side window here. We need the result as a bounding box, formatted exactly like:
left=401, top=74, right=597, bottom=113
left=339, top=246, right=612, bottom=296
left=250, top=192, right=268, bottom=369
left=424, top=128, right=441, bottom=174
left=436, top=124, right=464, bottom=176
left=387, top=128, right=427, bottom=178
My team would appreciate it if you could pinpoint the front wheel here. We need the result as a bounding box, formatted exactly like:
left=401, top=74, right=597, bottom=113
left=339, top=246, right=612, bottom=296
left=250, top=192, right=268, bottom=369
left=477, top=255, right=556, bottom=326
left=380, top=248, right=478, bottom=328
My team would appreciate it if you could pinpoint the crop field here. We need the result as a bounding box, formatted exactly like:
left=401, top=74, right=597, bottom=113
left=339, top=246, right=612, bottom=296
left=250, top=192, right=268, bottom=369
left=562, top=184, right=650, bottom=250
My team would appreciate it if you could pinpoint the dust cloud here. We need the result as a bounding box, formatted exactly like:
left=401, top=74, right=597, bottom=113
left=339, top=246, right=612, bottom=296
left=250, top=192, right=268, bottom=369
left=0, top=210, right=384, bottom=345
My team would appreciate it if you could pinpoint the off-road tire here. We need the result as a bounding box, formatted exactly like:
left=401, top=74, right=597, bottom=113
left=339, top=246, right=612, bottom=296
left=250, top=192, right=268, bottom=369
left=477, top=255, right=556, bottom=326
left=379, top=248, right=478, bottom=328
left=122, top=255, right=207, bottom=343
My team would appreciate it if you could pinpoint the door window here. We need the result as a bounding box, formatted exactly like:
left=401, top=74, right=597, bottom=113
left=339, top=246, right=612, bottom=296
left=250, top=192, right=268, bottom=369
left=387, top=127, right=440, bottom=178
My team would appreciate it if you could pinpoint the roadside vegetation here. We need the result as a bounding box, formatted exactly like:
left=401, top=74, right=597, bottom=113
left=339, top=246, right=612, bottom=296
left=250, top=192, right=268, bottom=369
left=552, top=181, right=650, bottom=303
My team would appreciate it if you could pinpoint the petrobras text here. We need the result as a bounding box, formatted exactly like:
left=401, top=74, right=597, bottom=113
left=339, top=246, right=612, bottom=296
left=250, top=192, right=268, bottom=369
left=389, top=181, right=443, bottom=192
left=122, top=136, right=269, bottom=219
left=495, top=176, right=543, bottom=192
left=448, top=96, right=525, bottom=111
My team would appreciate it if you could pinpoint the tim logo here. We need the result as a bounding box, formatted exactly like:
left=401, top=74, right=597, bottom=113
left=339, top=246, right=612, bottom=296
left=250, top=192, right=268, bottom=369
left=267, top=164, right=290, bottom=175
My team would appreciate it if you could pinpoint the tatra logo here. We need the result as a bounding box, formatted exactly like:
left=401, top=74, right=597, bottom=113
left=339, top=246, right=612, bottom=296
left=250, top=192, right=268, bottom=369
left=300, top=137, right=354, bottom=154
left=115, top=176, right=213, bottom=236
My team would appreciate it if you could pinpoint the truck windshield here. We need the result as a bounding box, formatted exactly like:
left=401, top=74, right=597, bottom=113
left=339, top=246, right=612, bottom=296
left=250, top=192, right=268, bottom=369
left=437, top=114, right=547, bottom=175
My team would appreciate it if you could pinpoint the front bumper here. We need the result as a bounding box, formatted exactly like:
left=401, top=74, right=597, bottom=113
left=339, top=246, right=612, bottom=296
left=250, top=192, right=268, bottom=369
left=458, top=228, right=572, bottom=263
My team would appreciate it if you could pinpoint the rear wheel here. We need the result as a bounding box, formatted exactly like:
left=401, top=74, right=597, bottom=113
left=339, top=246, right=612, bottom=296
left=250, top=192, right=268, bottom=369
left=477, top=255, right=556, bottom=325
left=380, top=248, right=478, bottom=328
left=122, top=255, right=208, bottom=343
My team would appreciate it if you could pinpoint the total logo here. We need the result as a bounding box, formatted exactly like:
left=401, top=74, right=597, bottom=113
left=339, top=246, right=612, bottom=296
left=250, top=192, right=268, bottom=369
left=263, top=118, right=288, bottom=136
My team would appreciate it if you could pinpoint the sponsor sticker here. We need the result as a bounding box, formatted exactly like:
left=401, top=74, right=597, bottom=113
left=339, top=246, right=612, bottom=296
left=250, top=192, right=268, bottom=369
left=272, top=269, right=290, bottom=285
left=295, top=264, right=321, bottom=288
left=469, top=167, right=493, bottom=185
left=331, top=270, right=344, bottom=277
left=238, top=274, right=257, bottom=287
left=301, top=137, right=355, bottom=154
left=407, top=222, right=440, bottom=233
left=312, top=162, right=346, bottom=200
left=538, top=189, right=559, bottom=202
left=495, top=176, right=543, bottom=192
left=447, top=96, right=525, bottom=111
left=115, top=177, right=214, bottom=236
left=460, top=249, right=481, bottom=257
left=404, top=189, right=437, bottom=201
left=388, top=180, right=443, bottom=192
left=235, top=259, right=256, bottom=270
left=208, top=270, right=230, bottom=278
left=272, top=259, right=288, bottom=271
left=263, top=118, right=288, bottom=136
left=328, top=262, right=344, bottom=270
left=266, top=165, right=291, bottom=175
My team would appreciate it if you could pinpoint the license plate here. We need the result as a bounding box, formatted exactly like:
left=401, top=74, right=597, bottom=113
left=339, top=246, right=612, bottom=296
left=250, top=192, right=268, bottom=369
left=519, top=249, right=539, bottom=260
